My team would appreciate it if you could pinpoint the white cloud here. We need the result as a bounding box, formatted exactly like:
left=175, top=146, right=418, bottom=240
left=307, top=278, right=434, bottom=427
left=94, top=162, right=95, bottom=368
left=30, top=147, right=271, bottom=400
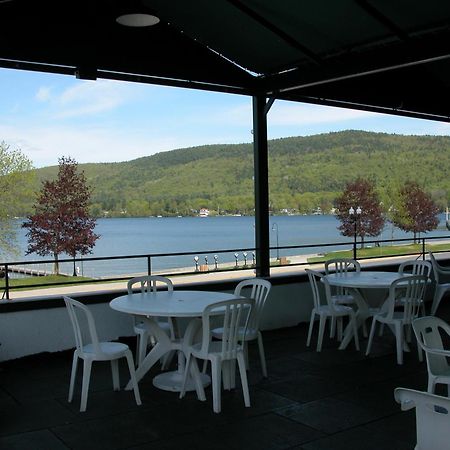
left=269, top=102, right=376, bottom=126
left=209, top=100, right=376, bottom=128
left=425, top=121, right=450, bottom=135
left=35, top=79, right=141, bottom=119
left=0, top=123, right=189, bottom=167
left=35, top=87, right=51, bottom=102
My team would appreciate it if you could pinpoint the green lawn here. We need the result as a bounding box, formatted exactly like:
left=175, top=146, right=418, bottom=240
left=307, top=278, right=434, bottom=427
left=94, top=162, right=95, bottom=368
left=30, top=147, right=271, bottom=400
left=307, top=242, right=450, bottom=263
left=0, top=275, right=92, bottom=291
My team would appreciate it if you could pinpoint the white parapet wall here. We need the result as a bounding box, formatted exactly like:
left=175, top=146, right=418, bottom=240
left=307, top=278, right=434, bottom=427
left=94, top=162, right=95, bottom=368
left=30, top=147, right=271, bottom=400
left=0, top=300, right=135, bottom=362
left=0, top=278, right=314, bottom=362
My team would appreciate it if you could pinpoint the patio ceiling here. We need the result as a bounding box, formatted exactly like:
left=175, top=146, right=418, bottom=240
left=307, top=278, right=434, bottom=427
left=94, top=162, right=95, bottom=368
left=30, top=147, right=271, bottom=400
left=1, top=0, right=450, bottom=121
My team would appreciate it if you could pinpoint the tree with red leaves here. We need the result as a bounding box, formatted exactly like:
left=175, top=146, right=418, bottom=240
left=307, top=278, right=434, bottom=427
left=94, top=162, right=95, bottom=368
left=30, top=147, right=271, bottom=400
left=335, top=178, right=385, bottom=247
left=23, top=157, right=99, bottom=274
left=392, top=181, right=439, bottom=243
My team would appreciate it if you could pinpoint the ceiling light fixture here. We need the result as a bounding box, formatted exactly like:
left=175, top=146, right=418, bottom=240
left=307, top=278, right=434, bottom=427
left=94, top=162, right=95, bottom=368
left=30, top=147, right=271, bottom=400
left=116, top=13, right=160, bottom=27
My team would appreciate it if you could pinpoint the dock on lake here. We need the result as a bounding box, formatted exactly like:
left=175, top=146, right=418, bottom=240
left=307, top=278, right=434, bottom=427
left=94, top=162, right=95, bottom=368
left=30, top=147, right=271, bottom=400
left=6, top=265, right=71, bottom=277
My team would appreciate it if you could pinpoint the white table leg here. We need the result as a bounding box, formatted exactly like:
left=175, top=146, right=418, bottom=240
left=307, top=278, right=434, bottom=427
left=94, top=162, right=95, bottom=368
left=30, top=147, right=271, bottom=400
left=126, top=317, right=173, bottom=389
left=339, top=288, right=370, bottom=350
left=152, top=350, right=210, bottom=392
left=126, top=316, right=210, bottom=392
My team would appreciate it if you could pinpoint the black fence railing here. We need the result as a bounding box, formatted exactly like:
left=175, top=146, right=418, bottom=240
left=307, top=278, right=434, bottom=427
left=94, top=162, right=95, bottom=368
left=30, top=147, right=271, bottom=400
left=1, top=235, right=450, bottom=300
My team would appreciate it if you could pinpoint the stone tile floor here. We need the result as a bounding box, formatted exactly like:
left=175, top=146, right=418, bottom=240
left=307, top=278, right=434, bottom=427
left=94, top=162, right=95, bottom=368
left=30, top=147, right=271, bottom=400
left=2, top=303, right=449, bottom=450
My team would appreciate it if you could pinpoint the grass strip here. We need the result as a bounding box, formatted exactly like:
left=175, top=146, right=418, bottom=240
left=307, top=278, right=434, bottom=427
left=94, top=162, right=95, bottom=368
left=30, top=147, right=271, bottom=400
left=307, top=242, right=450, bottom=263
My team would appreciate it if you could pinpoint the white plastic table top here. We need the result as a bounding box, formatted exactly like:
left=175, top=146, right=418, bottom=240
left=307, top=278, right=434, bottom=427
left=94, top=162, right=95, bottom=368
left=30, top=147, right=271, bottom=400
left=110, top=290, right=240, bottom=317
left=324, top=271, right=407, bottom=289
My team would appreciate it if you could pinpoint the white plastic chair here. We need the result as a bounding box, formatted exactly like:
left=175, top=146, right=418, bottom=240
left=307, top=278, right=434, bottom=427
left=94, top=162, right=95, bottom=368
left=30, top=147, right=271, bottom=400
left=399, top=259, right=432, bottom=278
left=127, top=275, right=175, bottom=367
left=395, top=387, right=450, bottom=450
left=429, top=252, right=450, bottom=316
left=306, top=269, right=360, bottom=352
left=398, top=259, right=432, bottom=316
left=324, top=258, right=361, bottom=337
left=324, top=258, right=361, bottom=306
left=365, top=275, right=427, bottom=365
left=413, top=316, right=450, bottom=395
left=64, top=296, right=141, bottom=412
left=180, top=297, right=254, bottom=413
left=211, top=278, right=271, bottom=377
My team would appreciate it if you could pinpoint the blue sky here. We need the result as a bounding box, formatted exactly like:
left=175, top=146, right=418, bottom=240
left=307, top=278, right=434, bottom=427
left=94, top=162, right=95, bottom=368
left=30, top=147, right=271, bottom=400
left=1, top=67, right=449, bottom=168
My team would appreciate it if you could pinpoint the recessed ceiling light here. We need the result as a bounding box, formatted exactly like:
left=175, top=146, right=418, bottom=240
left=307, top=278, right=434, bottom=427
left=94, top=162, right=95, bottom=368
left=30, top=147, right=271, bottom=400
left=116, top=13, right=160, bottom=27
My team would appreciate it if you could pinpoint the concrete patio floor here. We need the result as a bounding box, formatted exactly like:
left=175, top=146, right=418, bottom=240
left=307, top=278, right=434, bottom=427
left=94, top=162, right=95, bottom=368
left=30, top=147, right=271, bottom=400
left=2, top=302, right=449, bottom=449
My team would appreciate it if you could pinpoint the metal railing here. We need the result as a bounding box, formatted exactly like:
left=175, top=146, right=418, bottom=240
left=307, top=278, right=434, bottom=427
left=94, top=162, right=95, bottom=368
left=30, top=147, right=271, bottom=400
left=1, top=235, right=449, bottom=300
left=0, top=246, right=258, bottom=300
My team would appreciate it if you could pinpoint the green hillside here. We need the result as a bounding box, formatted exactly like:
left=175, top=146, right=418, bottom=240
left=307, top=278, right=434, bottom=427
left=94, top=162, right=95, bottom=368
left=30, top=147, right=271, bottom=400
left=25, top=130, right=450, bottom=217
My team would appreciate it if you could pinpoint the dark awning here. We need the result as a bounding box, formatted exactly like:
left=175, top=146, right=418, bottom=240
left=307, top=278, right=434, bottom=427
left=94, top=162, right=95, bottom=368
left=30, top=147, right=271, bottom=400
left=1, top=0, right=450, bottom=120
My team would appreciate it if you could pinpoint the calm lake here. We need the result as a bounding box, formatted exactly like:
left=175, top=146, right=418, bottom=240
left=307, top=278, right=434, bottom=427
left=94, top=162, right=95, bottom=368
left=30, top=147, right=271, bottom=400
left=10, top=214, right=450, bottom=278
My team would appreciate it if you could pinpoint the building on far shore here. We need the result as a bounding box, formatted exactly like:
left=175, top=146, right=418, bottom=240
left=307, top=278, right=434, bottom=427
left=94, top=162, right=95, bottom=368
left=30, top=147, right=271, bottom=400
left=199, top=208, right=209, bottom=217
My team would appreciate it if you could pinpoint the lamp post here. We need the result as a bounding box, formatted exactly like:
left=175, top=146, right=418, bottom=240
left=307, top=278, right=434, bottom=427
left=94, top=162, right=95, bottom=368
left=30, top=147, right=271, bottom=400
left=349, top=206, right=362, bottom=260
left=272, top=222, right=279, bottom=261
left=72, top=255, right=77, bottom=277
left=194, top=256, right=199, bottom=272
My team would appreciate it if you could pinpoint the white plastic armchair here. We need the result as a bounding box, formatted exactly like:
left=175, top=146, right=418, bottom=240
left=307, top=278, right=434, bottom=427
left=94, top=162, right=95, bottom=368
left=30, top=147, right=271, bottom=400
left=366, top=275, right=427, bottom=365
left=64, top=296, right=141, bottom=412
left=429, top=252, right=450, bottom=316
left=127, top=275, right=175, bottom=366
left=395, top=387, right=450, bottom=450
left=306, top=269, right=360, bottom=352
left=180, top=297, right=254, bottom=413
left=211, top=278, right=271, bottom=377
left=413, top=316, right=450, bottom=395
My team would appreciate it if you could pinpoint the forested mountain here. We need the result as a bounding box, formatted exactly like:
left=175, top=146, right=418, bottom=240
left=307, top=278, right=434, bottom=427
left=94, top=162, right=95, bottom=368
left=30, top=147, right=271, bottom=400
left=25, top=130, right=450, bottom=217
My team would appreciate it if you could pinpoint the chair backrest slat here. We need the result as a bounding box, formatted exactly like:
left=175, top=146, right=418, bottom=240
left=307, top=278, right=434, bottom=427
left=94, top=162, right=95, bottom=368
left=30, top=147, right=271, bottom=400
left=398, top=260, right=432, bottom=278
left=64, top=296, right=102, bottom=357
left=127, top=275, right=173, bottom=294
left=234, top=279, right=271, bottom=330
left=200, top=298, right=254, bottom=359
left=325, top=258, right=360, bottom=297
left=386, top=275, right=427, bottom=322
left=306, top=269, right=335, bottom=311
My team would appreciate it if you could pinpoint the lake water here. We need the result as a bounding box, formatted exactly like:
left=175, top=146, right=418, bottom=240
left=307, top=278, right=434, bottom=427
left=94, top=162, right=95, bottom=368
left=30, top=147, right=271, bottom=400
left=10, top=214, right=450, bottom=278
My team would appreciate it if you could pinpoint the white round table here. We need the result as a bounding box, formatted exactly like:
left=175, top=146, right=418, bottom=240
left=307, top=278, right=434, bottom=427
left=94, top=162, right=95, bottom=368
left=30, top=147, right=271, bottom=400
left=324, top=271, right=409, bottom=350
left=325, top=271, right=405, bottom=290
left=110, top=290, right=240, bottom=392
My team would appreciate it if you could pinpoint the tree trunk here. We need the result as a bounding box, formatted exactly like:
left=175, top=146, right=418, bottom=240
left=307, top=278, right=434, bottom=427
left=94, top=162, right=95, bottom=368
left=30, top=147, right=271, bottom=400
left=360, top=235, right=365, bottom=249
left=53, top=253, right=60, bottom=275
left=413, top=231, right=417, bottom=244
